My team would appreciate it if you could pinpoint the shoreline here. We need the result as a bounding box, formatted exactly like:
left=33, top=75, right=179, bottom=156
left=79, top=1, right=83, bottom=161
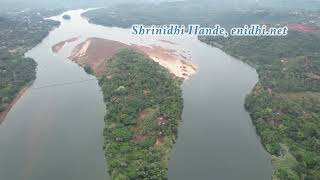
left=0, top=84, right=31, bottom=124
left=199, top=33, right=320, bottom=179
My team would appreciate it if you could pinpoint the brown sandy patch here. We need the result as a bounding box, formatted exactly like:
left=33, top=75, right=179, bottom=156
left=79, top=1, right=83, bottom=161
left=52, top=37, right=79, bottom=53
left=133, top=45, right=197, bottom=79
left=69, top=37, right=132, bottom=75
left=132, top=109, right=157, bottom=142
left=0, top=85, right=30, bottom=124
left=155, top=138, right=163, bottom=146
left=68, top=37, right=197, bottom=79
left=157, top=116, right=166, bottom=126
left=133, top=134, right=148, bottom=142
left=138, top=110, right=150, bottom=120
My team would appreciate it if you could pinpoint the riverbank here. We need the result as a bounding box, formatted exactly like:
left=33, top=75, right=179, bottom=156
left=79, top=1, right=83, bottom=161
left=0, top=9, right=61, bottom=123
left=0, top=85, right=31, bottom=123
left=200, top=32, right=320, bottom=179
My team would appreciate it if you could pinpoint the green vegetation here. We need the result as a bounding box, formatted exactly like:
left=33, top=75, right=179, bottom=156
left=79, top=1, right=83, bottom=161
left=200, top=32, right=320, bottom=179
left=83, top=2, right=320, bottom=178
left=83, top=65, right=94, bottom=75
left=98, top=49, right=183, bottom=179
left=83, top=1, right=304, bottom=28
left=0, top=50, right=36, bottom=112
left=0, top=10, right=60, bottom=114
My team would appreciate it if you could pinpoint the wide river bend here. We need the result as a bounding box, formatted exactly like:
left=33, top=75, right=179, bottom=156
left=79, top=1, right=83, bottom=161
left=0, top=9, right=272, bottom=180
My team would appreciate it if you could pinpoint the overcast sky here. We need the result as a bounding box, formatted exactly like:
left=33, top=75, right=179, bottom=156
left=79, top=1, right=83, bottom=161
left=1, top=0, right=319, bottom=12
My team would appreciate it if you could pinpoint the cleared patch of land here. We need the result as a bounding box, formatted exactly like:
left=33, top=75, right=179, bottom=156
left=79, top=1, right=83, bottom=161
left=288, top=23, right=320, bottom=33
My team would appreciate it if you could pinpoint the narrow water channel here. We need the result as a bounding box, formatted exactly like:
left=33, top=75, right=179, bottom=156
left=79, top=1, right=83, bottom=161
left=0, top=9, right=272, bottom=180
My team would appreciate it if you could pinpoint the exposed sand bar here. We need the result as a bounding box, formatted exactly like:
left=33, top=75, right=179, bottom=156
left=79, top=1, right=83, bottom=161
left=133, top=45, right=197, bottom=79
left=68, top=37, right=131, bottom=75
left=55, top=37, right=197, bottom=79
left=52, top=37, right=79, bottom=53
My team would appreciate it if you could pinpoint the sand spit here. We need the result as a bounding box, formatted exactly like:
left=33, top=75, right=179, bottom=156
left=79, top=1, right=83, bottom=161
left=59, top=37, right=197, bottom=79
left=52, top=37, right=79, bottom=53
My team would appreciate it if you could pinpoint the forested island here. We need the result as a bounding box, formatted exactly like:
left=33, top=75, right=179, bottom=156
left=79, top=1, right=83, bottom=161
left=0, top=9, right=60, bottom=121
left=199, top=31, right=320, bottom=179
left=70, top=46, right=183, bottom=179
left=100, top=49, right=183, bottom=179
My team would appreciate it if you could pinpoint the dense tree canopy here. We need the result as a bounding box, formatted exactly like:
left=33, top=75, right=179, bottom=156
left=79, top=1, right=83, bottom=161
left=99, top=49, right=183, bottom=179
left=0, top=10, right=60, bottom=114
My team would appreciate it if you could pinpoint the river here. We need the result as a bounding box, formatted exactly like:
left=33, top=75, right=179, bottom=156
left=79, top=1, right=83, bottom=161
left=0, top=9, right=272, bottom=180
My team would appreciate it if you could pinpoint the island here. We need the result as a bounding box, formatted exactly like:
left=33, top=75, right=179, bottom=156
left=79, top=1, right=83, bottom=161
left=81, top=49, right=182, bottom=179
left=62, top=14, right=71, bottom=20
left=100, top=49, right=183, bottom=179
left=52, top=37, right=188, bottom=179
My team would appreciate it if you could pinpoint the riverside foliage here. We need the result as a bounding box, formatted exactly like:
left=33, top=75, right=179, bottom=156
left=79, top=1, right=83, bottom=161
left=200, top=31, right=320, bottom=180
left=0, top=10, right=60, bottom=114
